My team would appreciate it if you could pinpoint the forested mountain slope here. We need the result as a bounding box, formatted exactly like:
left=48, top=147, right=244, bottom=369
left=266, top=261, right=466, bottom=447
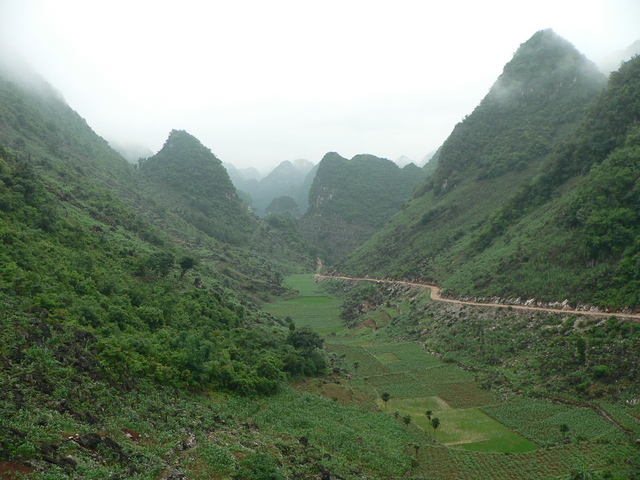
left=0, top=60, right=327, bottom=477
left=339, top=30, right=634, bottom=306
left=0, top=66, right=134, bottom=192
left=0, top=64, right=323, bottom=391
left=299, top=152, right=428, bottom=263
left=138, top=129, right=256, bottom=245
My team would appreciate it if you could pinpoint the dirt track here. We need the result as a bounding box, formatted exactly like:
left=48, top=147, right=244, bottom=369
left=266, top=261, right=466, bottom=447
left=314, top=274, right=640, bottom=321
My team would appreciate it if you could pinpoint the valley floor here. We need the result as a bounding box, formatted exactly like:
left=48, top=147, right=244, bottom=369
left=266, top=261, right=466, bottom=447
left=263, top=273, right=640, bottom=479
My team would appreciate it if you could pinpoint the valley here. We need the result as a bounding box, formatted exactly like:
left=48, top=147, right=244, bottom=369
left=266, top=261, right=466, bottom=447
left=2, top=27, right=640, bottom=480
left=263, top=274, right=640, bottom=479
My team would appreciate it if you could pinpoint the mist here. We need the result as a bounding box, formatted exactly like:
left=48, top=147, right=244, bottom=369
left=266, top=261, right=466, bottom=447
left=1, top=0, right=639, bottom=172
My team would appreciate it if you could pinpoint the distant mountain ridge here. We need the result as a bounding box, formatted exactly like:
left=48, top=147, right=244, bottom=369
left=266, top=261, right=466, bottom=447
left=225, top=158, right=314, bottom=216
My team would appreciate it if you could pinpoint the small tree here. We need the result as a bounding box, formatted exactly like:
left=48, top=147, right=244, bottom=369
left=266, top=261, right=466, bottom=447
left=425, top=410, right=433, bottom=428
left=178, top=255, right=198, bottom=278
left=353, top=361, right=360, bottom=374
left=431, top=417, right=440, bottom=438
left=403, top=414, right=412, bottom=429
left=381, top=392, right=391, bottom=410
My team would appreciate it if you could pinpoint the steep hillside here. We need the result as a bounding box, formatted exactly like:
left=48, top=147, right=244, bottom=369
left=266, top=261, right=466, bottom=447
left=138, top=130, right=256, bottom=245
left=134, top=130, right=314, bottom=285
left=0, top=66, right=327, bottom=477
left=0, top=64, right=134, bottom=193
left=299, top=153, right=428, bottom=264
left=341, top=35, right=640, bottom=309
left=339, top=30, right=612, bottom=299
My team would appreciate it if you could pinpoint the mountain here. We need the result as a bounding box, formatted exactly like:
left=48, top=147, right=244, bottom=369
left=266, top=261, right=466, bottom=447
left=339, top=30, right=613, bottom=303
left=394, top=155, right=414, bottom=167
left=138, top=129, right=256, bottom=244
left=0, top=60, right=134, bottom=191
left=0, top=58, right=330, bottom=477
left=265, top=195, right=301, bottom=218
left=226, top=158, right=315, bottom=216
left=223, top=162, right=262, bottom=183
left=299, top=152, right=429, bottom=264
left=2, top=31, right=640, bottom=479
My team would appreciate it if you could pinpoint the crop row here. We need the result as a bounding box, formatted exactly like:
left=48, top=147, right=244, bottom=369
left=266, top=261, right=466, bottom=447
left=328, top=344, right=390, bottom=377
left=415, top=442, right=638, bottom=479
left=482, top=396, right=626, bottom=446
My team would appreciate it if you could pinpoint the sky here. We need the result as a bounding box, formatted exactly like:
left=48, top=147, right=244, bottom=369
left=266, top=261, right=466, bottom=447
left=0, top=0, right=639, bottom=172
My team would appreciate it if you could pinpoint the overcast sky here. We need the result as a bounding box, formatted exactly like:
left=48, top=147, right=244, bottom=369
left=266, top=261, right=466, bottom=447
left=1, top=0, right=639, bottom=172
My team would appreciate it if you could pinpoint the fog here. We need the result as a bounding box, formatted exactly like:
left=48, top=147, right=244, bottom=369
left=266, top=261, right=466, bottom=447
left=0, top=0, right=638, bottom=171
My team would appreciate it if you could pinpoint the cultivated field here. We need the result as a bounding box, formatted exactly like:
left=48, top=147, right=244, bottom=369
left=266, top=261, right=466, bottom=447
left=266, top=274, right=639, bottom=477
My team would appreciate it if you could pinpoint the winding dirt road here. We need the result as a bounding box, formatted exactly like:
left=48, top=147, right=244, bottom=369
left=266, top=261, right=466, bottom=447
left=314, top=274, right=640, bottom=322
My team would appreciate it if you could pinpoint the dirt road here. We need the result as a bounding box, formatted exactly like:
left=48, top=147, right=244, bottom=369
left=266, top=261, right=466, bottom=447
left=314, top=274, right=640, bottom=321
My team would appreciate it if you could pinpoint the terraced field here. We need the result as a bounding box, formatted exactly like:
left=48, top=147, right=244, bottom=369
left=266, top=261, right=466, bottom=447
left=265, top=274, right=639, bottom=477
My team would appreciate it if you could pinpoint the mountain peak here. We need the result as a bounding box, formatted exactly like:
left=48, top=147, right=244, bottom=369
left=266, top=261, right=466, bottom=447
left=488, top=29, right=602, bottom=104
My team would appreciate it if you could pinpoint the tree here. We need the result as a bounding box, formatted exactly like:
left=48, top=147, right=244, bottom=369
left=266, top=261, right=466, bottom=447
left=353, top=361, right=360, bottom=374
left=430, top=417, right=440, bottom=438
left=381, top=392, right=391, bottom=410
left=425, top=410, right=433, bottom=427
left=178, top=255, right=198, bottom=278
left=403, top=414, right=412, bottom=428
left=286, top=327, right=323, bottom=351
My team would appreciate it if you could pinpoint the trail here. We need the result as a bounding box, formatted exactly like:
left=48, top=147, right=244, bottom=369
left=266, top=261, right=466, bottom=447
left=314, top=274, right=640, bottom=322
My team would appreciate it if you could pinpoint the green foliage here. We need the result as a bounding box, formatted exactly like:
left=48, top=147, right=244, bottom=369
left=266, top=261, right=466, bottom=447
left=0, top=146, right=324, bottom=396
left=139, top=130, right=256, bottom=244
left=341, top=53, right=640, bottom=310
left=299, top=153, right=429, bottom=263
left=233, top=453, right=284, bottom=480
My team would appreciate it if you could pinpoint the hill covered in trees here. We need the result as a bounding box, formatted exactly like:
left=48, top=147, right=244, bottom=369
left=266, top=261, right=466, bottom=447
left=0, top=60, right=328, bottom=476
left=299, top=152, right=428, bottom=263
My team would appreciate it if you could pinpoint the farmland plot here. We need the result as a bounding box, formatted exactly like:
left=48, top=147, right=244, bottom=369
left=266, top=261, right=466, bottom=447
left=482, top=396, right=627, bottom=446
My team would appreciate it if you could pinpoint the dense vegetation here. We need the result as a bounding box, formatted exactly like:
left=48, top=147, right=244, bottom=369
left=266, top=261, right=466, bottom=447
left=0, top=67, right=327, bottom=478
left=2, top=28, right=640, bottom=479
left=138, top=130, right=256, bottom=245
left=0, top=146, right=325, bottom=393
left=299, top=152, right=428, bottom=263
left=339, top=32, right=640, bottom=308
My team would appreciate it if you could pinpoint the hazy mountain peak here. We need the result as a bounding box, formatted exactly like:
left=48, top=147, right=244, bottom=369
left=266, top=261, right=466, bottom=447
left=292, top=158, right=314, bottom=173
left=487, top=29, right=601, bottom=104
left=395, top=155, right=414, bottom=167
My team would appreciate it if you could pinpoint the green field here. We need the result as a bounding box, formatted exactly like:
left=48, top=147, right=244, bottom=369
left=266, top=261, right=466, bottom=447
left=262, top=274, right=344, bottom=334
left=482, top=396, right=628, bottom=447
left=264, top=274, right=638, bottom=475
